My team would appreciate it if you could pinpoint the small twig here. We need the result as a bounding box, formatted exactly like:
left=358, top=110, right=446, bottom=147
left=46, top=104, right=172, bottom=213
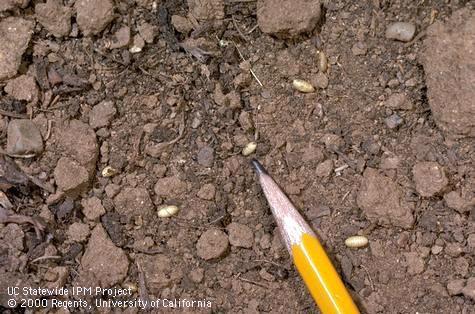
left=49, top=95, right=61, bottom=108
left=232, top=15, right=249, bottom=42
left=0, top=148, right=36, bottom=158
left=206, top=215, right=225, bottom=225
left=25, top=173, right=55, bottom=193
left=45, top=120, right=53, bottom=141
left=237, top=274, right=269, bottom=289
left=334, top=164, right=349, bottom=173
left=404, top=30, right=427, bottom=48
left=0, top=109, right=28, bottom=119
left=329, top=147, right=357, bottom=170
left=247, top=24, right=258, bottom=34
left=132, top=129, right=144, bottom=161
left=232, top=42, right=263, bottom=87
left=360, top=265, right=375, bottom=291
left=30, top=255, right=61, bottom=263
left=341, top=190, right=351, bottom=203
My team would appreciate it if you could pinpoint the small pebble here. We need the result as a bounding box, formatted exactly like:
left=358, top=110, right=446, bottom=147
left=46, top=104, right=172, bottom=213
left=385, top=114, right=403, bottom=129
left=345, top=235, right=369, bottom=248
left=292, top=79, right=315, bottom=93
left=385, top=22, right=416, bottom=42
left=157, top=205, right=180, bottom=218
left=242, top=141, right=257, bottom=156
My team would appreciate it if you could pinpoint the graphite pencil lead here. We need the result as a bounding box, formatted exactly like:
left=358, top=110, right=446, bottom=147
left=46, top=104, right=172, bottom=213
left=250, top=159, right=268, bottom=176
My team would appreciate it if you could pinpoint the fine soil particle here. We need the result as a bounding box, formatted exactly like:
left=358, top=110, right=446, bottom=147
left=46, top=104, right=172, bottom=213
left=0, top=1, right=474, bottom=313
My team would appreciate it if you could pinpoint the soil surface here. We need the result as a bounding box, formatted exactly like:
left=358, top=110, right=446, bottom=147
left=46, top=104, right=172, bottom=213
left=0, top=1, right=474, bottom=313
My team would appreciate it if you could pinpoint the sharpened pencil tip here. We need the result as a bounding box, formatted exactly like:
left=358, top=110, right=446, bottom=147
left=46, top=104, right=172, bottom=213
left=251, top=159, right=268, bottom=176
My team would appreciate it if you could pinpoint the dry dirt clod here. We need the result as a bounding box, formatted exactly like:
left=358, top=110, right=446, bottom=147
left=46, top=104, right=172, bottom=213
left=197, top=145, right=214, bottom=167
left=6, top=119, right=44, bottom=156
left=171, top=15, right=193, bottom=34
left=89, top=100, right=117, bottom=129
left=187, top=0, right=224, bottom=21
left=444, top=191, right=475, bottom=213
left=189, top=268, right=204, bottom=283
left=227, top=222, right=254, bottom=249
left=137, top=22, right=157, bottom=44
left=67, top=222, right=90, bottom=242
left=4, top=75, right=39, bottom=104
left=136, top=254, right=182, bottom=294
left=0, top=17, right=34, bottom=80
left=385, top=114, right=403, bottom=129
left=447, top=279, right=466, bottom=296
left=35, top=0, right=72, bottom=38
left=403, top=252, right=425, bottom=275
left=54, top=157, right=90, bottom=197
left=0, top=0, right=29, bottom=12
left=81, top=196, right=105, bottom=221
left=257, top=0, right=322, bottom=38
left=357, top=168, right=414, bottom=228
left=44, top=266, right=69, bottom=289
left=412, top=162, right=448, bottom=197
left=75, top=0, right=114, bottom=36
left=79, top=224, right=129, bottom=287
left=466, top=234, right=475, bottom=249
left=109, top=26, right=130, bottom=49
left=197, top=183, right=216, bottom=201
left=114, top=187, right=154, bottom=217
left=462, top=278, right=475, bottom=301
left=196, top=228, right=229, bottom=260
left=383, top=93, right=414, bottom=110
left=385, top=22, right=416, bottom=42
left=315, top=159, right=333, bottom=177
left=421, top=8, right=475, bottom=137
left=154, top=176, right=187, bottom=199
left=351, top=41, right=368, bottom=56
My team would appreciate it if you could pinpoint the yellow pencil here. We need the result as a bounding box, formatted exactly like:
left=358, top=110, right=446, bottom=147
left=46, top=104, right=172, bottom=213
left=251, top=159, right=360, bottom=314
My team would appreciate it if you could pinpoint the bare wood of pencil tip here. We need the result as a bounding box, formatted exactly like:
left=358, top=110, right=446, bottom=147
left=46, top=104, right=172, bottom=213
left=250, top=159, right=314, bottom=252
